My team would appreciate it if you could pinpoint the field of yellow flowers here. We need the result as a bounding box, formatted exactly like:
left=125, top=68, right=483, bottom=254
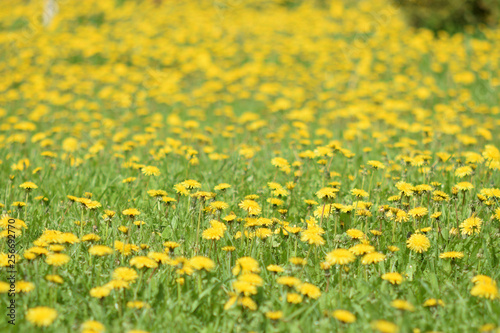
left=1, top=0, right=500, bottom=332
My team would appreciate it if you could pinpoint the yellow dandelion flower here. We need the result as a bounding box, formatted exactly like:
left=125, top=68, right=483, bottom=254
left=113, top=267, right=138, bottom=282
left=346, top=229, right=365, bottom=239
left=439, top=251, right=464, bottom=259
left=46, top=253, right=70, bottom=266
left=325, top=249, right=355, bottom=266
left=391, top=299, right=415, bottom=312
left=26, top=307, right=58, bottom=327
left=460, top=216, right=482, bottom=235
left=406, top=233, right=430, bottom=253
left=470, top=283, right=498, bottom=300
left=130, top=256, right=158, bottom=269
left=423, top=298, right=445, bottom=307
left=382, top=272, right=403, bottom=285
left=286, top=292, right=303, bottom=304
left=122, top=208, right=140, bottom=217
left=81, top=320, right=105, bottom=333
left=265, top=311, right=283, bottom=320
left=189, top=256, right=215, bottom=272
left=232, top=257, right=260, bottom=276
left=141, top=165, right=160, bottom=176
left=90, top=286, right=111, bottom=298
left=238, top=200, right=262, bottom=215
left=296, top=282, right=321, bottom=299
left=332, top=309, right=356, bottom=323
left=361, top=252, right=386, bottom=265
left=371, top=320, right=398, bottom=333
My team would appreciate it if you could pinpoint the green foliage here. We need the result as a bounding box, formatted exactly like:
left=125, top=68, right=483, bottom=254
left=394, top=0, right=500, bottom=33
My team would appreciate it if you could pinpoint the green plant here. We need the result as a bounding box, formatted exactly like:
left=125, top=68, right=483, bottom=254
left=393, top=0, right=500, bottom=32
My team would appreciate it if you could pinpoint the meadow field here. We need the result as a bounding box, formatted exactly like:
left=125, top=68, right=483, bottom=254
left=0, top=0, right=499, bottom=332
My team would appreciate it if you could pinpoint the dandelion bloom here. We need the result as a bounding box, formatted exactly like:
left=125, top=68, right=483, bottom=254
left=277, top=276, right=301, bottom=287
left=189, top=256, right=215, bottom=272
left=325, top=249, right=355, bottom=266
left=296, top=283, right=321, bottom=299
left=470, top=283, right=498, bottom=300
left=0, top=282, right=9, bottom=293
left=46, top=275, right=64, bottom=284
left=14, top=281, right=35, bottom=294
left=408, top=207, right=428, bottom=218
left=315, top=187, right=337, bottom=200
left=267, top=264, right=284, bottom=273
left=367, top=160, right=385, bottom=169
left=82, top=233, right=101, bottom=242
left=271, top=157, right=289, bottom=168
left=162, top=196, right=176, bottom=205
left=391, top=299, right=415, bottom=312
left=214, top=183, right=231, bottom=191
left=114, top=241, right=139, bottom=256
left=396, top=181, right=414, bottom=197
left=122, top=208, right=141, bottom=217
left=182, top=179, right=201, bottom=189
left=455, top=182, right=474, bottom=191
left=255, top=228, right=272, bottom=239
left=289, top=257, right=307, bottom=266
left=232, top=257, right=260, bottom=275
left=141, top=165, right=160, bottom=176
left=423, top=298, right=445, bottom=307
left=286, top=292, right=303, bottom=304
left=406, top=233, right=430, bottom=253
left=371, top=320, right=398, bottom=333
left=148, top=252, right=170, bottom=264
left=163, top=241, right=180, bottom=250
left=127, top=301, right=151, bottom=309
left=238, top=200, right=262, bottom=215
left=89, top=245, right=113, bottom=256
left=304, top=199, right=319, bottom=206
left=210, top=201, right=229, bottom=211
left=26, top=246, right=49, bottom=256
left=351, top=189, right=368, bottom=198
left=460, top=216, right=482, bottom=235
left=381, top=272, right=403, bottom=285
left=49, top=245, right=65, bottom=252
left=431, top=212, right=442, bottom=219
left=19, top=181, right=38, bottom=190
left=202, top=227, right=224, bottom=240
left=238, top=273, right=263, bottom=287
left=479, top=324, right=497, bottom=332
left=90, top=286, right=111, bottom=298
left=332, top=309, right=356, bottom=323
left=349, top=244, right=374, bottom=256
left=232, top=281, right=257, bottom=296
left=439, top=251, right=464, bottom=259
left=105, top=280, right=130, bottom=290
left=455, top=166, right=473, bottom=178
left=26, top=307, right=58, bottom=327
left=361, top=252, right=386, bottom=265
left=471, top=275, right=495, bottom=285
left=265, top=311, right=283, bottom=320
left=414, top=184, right=433, bottom=193
left=46, top=253, right=71, bottom=266
left=387, top=245, right=400, bottom=252
left=81, top=320, right=105, bottom=333
left=130, top=256, right=158, bottom=269
left=238, top=296, right=257, bottom=310
left=346, top=229, right=365, bottom=239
